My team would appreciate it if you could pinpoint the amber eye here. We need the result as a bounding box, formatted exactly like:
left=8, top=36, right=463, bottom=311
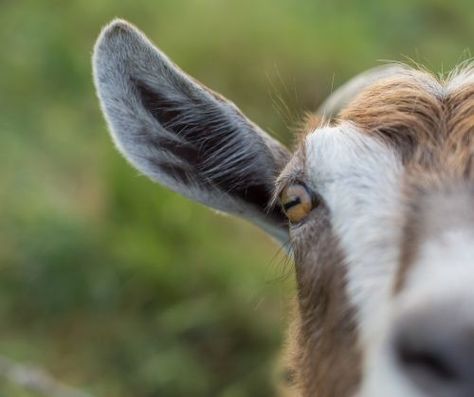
left=279, top=183, right=315, bottom=223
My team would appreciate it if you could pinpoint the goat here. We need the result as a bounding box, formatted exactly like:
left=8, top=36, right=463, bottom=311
left=93, top=19, right=474, bottom=397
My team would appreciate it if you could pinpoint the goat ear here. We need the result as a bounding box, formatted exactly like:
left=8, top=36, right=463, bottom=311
left=318, top=64, right=406, bottom=118
left=93, top=20, right=290, bottom=242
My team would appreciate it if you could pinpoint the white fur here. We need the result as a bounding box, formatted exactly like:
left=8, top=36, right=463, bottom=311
left=361, top=340, right=420, bottom=397
left=403, top=228, right=474, bottom=312
left=446, top=63, right=474, bottom=93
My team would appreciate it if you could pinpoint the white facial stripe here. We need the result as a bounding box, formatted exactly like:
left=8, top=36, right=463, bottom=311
left=305, top=124, right=404, bottom=346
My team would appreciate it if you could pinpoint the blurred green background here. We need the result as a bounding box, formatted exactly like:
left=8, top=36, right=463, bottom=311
left=1, top=0, right=473, bottom=396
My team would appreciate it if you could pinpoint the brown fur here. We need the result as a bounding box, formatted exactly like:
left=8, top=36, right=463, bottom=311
left=299, top=113, right=327, bottom=135
left=277, top=165, right=361, bottom=396
left=291, top=209, right=361, bottom=397
left=340, top=66, right=474, bottom=173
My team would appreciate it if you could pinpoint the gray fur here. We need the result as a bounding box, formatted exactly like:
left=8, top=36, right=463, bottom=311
left=93, top=19, right=290, bottom=241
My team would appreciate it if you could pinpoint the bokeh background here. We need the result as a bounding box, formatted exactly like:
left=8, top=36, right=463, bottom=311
left=1, top=0, right=473, bottom=396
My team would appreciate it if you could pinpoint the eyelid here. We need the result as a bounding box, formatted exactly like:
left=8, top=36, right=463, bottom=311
left=278, top=181, right=314, bottom=202
left=277, top=178, right=306, bottom=197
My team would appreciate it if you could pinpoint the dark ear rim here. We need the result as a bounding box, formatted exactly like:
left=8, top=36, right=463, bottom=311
left=93, top=19, right=291, bottom=242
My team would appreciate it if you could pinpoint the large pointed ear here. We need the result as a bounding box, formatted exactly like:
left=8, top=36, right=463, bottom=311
left=93, top=20, right=290, bottom=242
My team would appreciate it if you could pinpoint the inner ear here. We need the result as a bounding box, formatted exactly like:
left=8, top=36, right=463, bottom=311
left=134, top=79, right=184, bottom=132
left=93, top=20, right=291, bottom=241
left=133, top=78, right=280, bottom=215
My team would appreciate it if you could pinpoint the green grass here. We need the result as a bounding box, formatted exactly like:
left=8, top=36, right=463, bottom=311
left=1, top=0, right=473, bottom=395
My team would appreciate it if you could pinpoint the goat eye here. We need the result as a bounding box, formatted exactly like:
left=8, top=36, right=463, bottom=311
left=279, top=183, right=315, bottom=223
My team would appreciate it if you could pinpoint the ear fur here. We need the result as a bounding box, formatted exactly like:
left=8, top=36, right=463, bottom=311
left=93, top=19, right=290, bottom=241
left=318, top=64, right=406, bottom=118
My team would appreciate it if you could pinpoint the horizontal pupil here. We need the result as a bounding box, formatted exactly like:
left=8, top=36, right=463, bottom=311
left=283, top=197, right=301, bottom=211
